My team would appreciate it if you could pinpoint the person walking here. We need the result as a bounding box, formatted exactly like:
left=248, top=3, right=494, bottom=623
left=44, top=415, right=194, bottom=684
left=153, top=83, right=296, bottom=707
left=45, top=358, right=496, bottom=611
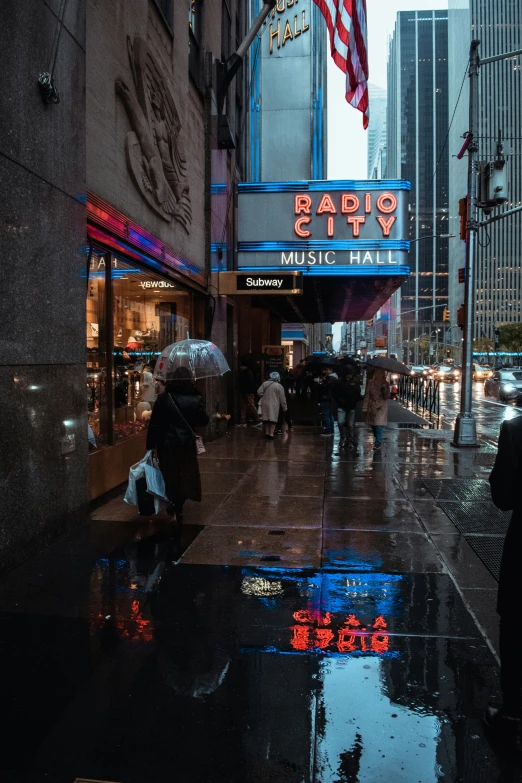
left=362, top=367, right=389, bottom=450
left=486, top=417, right=522, bottom=743
left=257, top=372, right=287, bottom=439
left=332, top=369, right=362, bottom=448
left=238, top=361, right=261, bottom=427
left=146, top=367, right=209, bottom=525
left=317, top=367, right=337, bottom=435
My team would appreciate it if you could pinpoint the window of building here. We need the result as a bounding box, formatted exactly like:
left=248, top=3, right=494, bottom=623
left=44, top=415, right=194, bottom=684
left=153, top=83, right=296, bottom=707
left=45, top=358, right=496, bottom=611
left=153, top=0, right=173, bottom=33
left=87, top=251, right=202, bottom=450
left=221, top=0, right=231, bottom=63
left=189, top=0, right=202, bottom=85
left=87, top=251, right=110, bottom=449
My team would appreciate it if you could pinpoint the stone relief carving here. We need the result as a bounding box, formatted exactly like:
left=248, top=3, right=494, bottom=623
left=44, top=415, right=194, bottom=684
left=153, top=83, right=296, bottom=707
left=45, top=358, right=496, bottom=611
left=116, top=35, right=191, bottom=231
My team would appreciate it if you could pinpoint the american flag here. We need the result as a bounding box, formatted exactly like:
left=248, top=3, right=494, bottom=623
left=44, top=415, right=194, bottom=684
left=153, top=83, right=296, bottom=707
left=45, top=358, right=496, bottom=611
left=313, top=0, right=370, bottom=129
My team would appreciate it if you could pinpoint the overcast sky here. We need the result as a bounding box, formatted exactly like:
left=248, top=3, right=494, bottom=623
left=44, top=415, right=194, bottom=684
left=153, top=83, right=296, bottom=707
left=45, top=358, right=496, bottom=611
left=329, top=0, right=448, bottom=348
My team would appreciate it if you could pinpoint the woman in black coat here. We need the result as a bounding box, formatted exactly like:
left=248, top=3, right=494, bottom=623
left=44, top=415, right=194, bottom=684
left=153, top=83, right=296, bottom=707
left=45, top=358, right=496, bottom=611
left=146, top=367, right=209, bottom=524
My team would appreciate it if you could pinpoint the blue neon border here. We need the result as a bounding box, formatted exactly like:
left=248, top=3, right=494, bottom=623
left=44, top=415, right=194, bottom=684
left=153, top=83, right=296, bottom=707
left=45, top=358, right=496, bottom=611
left=230, top=266, right=410, bottom=277
left=238, top=240, right=410, bottom=251
left=238, top=179, right=411, bottom=193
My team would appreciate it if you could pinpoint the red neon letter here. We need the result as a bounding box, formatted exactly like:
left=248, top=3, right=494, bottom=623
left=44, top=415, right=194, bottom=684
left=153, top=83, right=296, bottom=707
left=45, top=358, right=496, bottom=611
left=316, top=193, right=337, bottom=214
left=341, top=194, right=360, bottom=214
left=377, top=215, right=396, bottom=236
left=327, top=216, right=334, bottom=237
left=295, top=194, right=312, bottom=214
left=376, top=193, right=398, bottom=213
left=294, top=216, right=311, bottom=237
left=365, top=193, right=372, bottom=213
left=347, top=216, right=365, bottom=237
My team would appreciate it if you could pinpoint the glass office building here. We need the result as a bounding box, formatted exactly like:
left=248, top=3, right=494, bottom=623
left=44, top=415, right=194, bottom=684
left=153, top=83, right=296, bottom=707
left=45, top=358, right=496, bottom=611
left=386, top=11, right=449, bottom=362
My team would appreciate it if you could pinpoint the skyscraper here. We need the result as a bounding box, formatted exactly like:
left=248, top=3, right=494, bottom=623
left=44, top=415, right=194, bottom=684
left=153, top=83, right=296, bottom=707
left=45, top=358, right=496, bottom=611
left=448, top=0, right=522, bottom=347
left=386, top=10, right=450, bottom=363
left=367, top=84, right=387, bottom=180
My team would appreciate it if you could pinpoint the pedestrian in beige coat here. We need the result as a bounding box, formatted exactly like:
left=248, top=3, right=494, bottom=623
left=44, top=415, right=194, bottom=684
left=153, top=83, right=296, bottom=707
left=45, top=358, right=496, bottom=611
left=257, top=372, right=287, bottom=439
left=362, top=367, right=390, bottom=450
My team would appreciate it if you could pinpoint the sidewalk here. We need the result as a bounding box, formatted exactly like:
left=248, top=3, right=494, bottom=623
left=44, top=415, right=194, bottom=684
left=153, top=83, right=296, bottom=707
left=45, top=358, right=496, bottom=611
left=0, top=415, right=518, bottom=783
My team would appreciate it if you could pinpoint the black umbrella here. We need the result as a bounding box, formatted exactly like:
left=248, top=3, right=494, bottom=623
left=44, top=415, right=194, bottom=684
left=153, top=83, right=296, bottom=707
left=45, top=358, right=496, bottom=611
left=339, top=356, right=360, bottom=370
left=305, top=355, right=342, bottom=372
left=364, top=356, right=410, bottom=375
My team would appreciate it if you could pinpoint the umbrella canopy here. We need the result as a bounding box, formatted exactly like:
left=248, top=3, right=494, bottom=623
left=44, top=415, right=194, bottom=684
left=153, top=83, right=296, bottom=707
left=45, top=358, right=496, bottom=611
left=338, top=356, right=360, bottom=370
left=364, top=356, right=411, bottom=375
left=305, top=355, right=342, bottom=372
left=154, top=339, right=230, bottom=381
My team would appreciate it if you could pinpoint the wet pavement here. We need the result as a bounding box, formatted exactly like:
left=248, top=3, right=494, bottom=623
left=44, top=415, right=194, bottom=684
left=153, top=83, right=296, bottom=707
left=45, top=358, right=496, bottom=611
left=1, top=411, right=522, bottom=782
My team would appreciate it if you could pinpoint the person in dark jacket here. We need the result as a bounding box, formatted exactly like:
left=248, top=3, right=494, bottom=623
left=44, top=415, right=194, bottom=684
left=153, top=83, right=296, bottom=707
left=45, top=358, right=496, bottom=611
left=317, top=367, right=337, bottom=435
left=332, top=369, right=362, bottom=448
left=238, top=362, right=260, bottom=426
left=487, top=416, right=522, bottom=742
left=147, top=367, right=209, bottom=525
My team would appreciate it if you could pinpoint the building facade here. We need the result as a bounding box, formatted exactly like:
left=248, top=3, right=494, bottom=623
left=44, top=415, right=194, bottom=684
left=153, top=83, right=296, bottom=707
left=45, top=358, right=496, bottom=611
left=367, top=83, right=387, bottom=181
left=448, top=0, right=522, bottom=349
left=0, top=0, right=87, bottom=572
left=1, top=0, right=247, bottom=571
left=386, top=10, right=450, bottom=363
left=239, top=0, right=329, bottom=367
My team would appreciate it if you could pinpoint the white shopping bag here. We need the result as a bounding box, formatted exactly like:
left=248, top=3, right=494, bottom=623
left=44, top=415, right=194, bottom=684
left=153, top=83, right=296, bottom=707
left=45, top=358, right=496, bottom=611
left=124, top=450, right=153, bottom=506
left=125, top=450, right=170, bottom=514
left=144, top=458, right=170, bottom=514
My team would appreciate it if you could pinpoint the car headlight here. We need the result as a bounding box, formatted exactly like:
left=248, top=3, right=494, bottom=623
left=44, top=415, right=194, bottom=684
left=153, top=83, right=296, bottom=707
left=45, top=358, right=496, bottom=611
left=502, top=383, right=516, bottom=392
left=391, top=374, right=399, bottom=381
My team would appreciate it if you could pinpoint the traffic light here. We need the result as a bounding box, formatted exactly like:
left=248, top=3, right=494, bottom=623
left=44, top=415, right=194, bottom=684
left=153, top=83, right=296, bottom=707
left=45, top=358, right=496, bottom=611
left=459, top=197, right=467, bottom=240
left=367, top=319, right=374, bottom=328
left=443, top=307, right=450, bottom=322
left=457, top=305, right=465, bottom=328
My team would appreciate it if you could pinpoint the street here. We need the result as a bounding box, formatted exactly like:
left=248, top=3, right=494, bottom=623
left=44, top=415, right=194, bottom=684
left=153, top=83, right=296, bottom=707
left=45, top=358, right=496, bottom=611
left=437, top=379, right=522, bottom=442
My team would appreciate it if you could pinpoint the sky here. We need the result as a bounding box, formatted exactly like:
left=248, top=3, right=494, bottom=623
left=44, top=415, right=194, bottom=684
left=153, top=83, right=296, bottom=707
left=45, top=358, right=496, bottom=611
left=329, top=0, right=448, bottom=350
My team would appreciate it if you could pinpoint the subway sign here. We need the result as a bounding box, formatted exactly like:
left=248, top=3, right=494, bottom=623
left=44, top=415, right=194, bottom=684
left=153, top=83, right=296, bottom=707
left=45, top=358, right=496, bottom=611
left=218, top=271, right=303, bottom=295
left=237, top=180, right=411, bottom=276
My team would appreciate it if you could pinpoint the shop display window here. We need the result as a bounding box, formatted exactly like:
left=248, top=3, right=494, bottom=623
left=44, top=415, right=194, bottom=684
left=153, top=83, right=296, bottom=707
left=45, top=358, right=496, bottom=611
left=87, top=252, right=109, bottom=448
left=86, top=250, right=200, bottom=450
left=111, top=258, right=191, bottom=442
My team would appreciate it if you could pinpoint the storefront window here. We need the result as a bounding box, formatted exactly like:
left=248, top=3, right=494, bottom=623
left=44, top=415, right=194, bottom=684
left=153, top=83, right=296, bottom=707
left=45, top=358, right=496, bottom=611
left=87, top=252, right=109, bottom=449
left=111, top=258, right=191, bottom=441
left=87, top=249, right=204, bottom=449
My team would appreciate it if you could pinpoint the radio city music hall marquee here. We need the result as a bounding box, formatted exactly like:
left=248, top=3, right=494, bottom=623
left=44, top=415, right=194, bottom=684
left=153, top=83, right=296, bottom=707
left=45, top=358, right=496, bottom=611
left=236, top=180, right=411, bottom=276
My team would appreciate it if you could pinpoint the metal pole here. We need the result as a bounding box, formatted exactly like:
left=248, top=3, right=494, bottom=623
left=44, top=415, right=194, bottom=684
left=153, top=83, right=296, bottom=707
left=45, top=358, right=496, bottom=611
left=454, top=40, right=480, bottom=446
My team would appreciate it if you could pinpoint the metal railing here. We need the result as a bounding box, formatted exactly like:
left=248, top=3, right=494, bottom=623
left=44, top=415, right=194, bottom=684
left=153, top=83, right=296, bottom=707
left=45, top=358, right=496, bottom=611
left=397, top=375, right=440, bottom=418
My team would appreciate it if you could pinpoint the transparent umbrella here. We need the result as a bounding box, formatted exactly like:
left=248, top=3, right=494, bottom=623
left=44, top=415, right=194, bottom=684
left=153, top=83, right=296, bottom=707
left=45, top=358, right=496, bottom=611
left=154, top=339, right=230, bottom=381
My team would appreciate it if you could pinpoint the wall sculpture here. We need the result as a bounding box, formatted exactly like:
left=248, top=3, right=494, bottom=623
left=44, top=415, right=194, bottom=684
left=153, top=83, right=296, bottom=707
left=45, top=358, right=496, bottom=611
left=116, top=35, right=191, bottom=231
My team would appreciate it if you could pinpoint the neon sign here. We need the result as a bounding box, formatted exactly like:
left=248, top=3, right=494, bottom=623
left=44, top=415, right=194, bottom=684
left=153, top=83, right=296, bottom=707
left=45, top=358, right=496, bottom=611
left=294, top=192, right=398, bottom=239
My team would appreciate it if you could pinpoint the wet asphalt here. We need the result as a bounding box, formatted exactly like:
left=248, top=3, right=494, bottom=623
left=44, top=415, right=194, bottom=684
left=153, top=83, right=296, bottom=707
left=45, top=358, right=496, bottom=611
left=1, top=390, right=521, bottom=782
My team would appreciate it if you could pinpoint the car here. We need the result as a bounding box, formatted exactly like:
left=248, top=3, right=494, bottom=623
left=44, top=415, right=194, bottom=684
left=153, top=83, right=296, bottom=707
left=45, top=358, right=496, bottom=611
left=434, top=365, right=460, bottom=382
left=472, top=363, right=494, bottom=382
left=484, top=369, right=522, bottom=403
left=410, top=365, right=429, bottom=378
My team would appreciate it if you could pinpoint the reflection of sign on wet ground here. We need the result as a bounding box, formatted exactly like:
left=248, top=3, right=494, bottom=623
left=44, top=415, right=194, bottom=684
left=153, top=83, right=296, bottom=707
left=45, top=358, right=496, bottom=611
left=290, top=610, right=391, bottom=655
